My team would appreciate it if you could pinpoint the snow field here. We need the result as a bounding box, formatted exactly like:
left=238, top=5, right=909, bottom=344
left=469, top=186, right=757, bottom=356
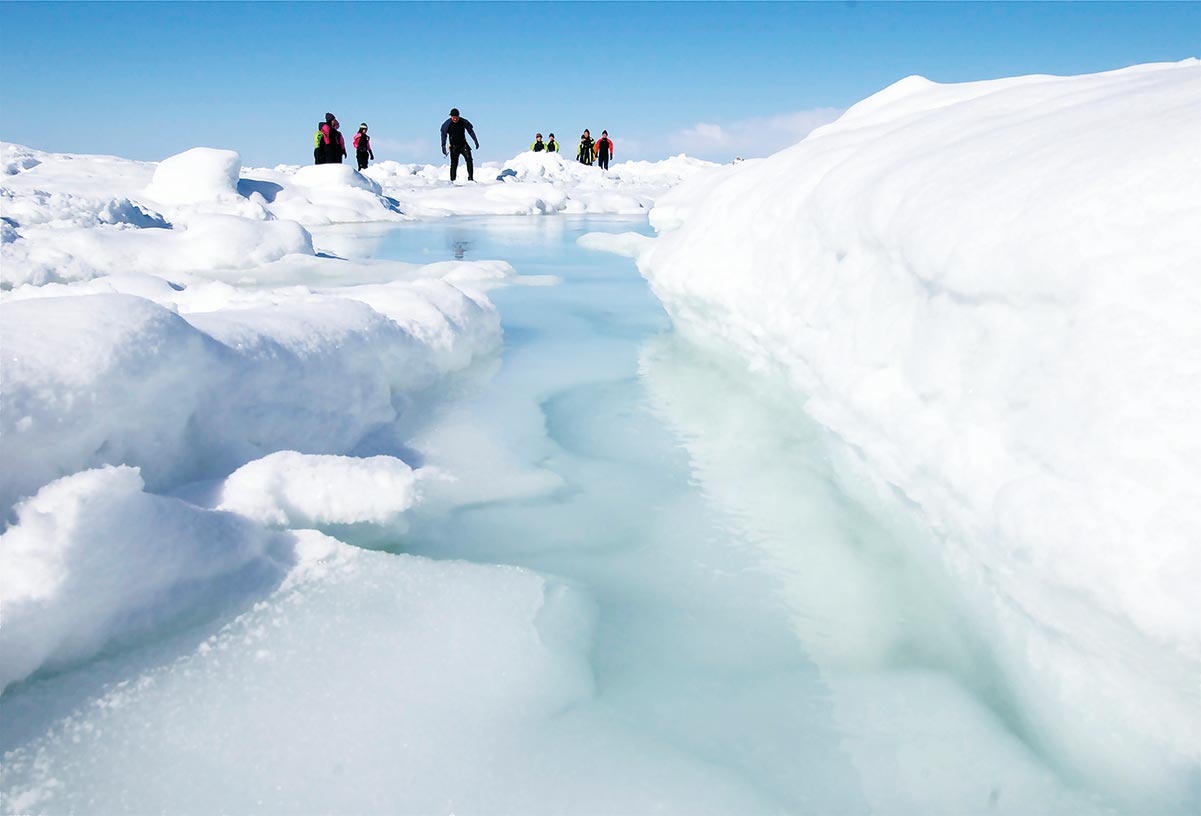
left=636, top=59, right=1201, bottom=807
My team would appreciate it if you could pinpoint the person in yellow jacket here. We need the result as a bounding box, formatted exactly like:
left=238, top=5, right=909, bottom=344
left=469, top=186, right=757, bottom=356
left=546, top=133, right=559, bottom=153
left=577, top=130, right=595, bottom=165
left=531, top=133, right=546, bottom=152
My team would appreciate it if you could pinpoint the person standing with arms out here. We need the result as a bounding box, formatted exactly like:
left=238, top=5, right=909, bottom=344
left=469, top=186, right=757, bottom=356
left=531, top=133, right=545, bottom=152
left=353, top=123, right=374, bottom=170
left=546, top=133, right=559, bottom=153
left=440, top=107, right=480, bottom=182
left=595, top=130, right=614, bottom=170
left=320, top=113, right=347, bottom=164
left=577, top=129, right=595, bottom=165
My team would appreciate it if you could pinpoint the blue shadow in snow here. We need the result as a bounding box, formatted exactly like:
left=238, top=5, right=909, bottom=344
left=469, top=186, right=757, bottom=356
left=237, top=179, right=284, bottom=203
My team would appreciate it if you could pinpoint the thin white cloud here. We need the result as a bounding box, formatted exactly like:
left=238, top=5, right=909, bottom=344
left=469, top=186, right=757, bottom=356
left=668, top=107, right=844, bottom=160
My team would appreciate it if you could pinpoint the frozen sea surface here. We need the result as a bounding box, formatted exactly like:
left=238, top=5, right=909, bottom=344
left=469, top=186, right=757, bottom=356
left=1, top=217, right=1118, bottom=814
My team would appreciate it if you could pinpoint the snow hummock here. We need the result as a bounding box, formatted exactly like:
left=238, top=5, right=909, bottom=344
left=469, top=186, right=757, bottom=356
left=635, top=59, right=1201, bottom=807
left=217, top=451, right=423, bottom=528
left=0, top=465, right=297, bottom=693
left=143, top=147, right=241, bottom=205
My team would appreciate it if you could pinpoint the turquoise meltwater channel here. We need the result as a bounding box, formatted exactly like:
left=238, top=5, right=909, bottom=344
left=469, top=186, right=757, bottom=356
left=328, top=215, right=1112, bottom=815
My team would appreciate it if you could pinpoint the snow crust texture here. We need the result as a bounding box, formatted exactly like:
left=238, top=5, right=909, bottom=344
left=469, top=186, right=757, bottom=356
left=639, top=60, right=1201, bottom=806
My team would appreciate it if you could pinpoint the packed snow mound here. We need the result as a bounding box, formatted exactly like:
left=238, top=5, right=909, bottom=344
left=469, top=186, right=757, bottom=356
left=292, top=163, right=383, bottom=194
left=2, top=143, right=42, bottom=176
left=0, top=282, right=501, bottom=515
left=0, top=466, right=297, bottom=693
left=218, top=451, right=423, bottom=527
left=640, top=59, right=1201, bottom=807
left=143, top=147, right=241, bottom=205
left=0, top=187, right=167, bottom=230
left=497, top=151, right=595, bottom=184
left=1, top=213, right=314, bottom=286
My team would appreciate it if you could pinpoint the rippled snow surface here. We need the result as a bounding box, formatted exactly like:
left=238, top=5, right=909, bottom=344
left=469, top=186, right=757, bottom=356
left=1, top=217, right=1117, bottom=814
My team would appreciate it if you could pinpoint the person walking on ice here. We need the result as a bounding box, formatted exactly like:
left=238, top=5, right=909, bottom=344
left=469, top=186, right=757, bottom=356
left=577, top=129, right=595, bottom=165
left=595, top=130, right=614, bottom=170
left=440, top=107, right=480, bottom=182
left=353, top=123, right=374, bottom=170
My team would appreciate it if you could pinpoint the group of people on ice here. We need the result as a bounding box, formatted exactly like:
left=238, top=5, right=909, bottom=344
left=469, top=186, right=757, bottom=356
left=314, top=113, right=373, bottom=169
left=531, top=129, right=615, bottom=169
left=313, top=106, right=613, bottom=179
left=574, top=130, right=615, bottom=169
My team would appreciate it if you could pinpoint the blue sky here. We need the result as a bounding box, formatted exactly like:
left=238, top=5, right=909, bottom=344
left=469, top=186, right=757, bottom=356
left=3, top=1, right=1199, bottom=167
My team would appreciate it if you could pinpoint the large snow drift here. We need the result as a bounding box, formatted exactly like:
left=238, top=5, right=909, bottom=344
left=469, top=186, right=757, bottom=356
left=638, top=59, right=1201, bottom=807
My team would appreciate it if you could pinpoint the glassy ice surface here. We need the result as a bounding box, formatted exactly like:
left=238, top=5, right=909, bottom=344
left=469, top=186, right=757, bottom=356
left=1, top=217, right=1117, bottom=814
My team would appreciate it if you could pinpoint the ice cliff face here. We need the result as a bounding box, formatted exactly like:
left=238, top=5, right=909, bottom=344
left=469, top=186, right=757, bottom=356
left=640, top=59, right=1201, bottom=806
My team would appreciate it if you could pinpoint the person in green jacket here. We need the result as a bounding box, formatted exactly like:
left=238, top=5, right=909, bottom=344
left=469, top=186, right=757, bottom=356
left=577, top=129, right=595, bottom=165
left=531, top=133, right=546, bottom=152
left=313, top=122, right=324, bottom=164
left=546, top=133, right=559, bottom=153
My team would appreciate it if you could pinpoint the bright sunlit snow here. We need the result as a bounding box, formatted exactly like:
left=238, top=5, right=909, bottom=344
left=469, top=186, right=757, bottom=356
left=2, top=59, right=1199, bottom=815
left=634, top=59, right=1201, bottom=808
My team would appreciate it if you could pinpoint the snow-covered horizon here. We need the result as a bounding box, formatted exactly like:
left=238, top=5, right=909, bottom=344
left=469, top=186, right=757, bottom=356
left=3, top=58, right=1200, bottom=813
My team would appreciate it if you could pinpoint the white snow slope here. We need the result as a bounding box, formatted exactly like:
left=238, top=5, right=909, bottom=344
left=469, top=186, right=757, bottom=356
left=637, top=60, right=1201, bottom=808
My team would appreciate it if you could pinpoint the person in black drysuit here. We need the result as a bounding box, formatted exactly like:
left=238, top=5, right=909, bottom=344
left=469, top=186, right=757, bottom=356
left=577, top=129, right=595, bottom=166
left=440, top=107, right=480, bottom=182
left=595, top=130, right=614, bottom=170
left=546, top=133, right=559, bottom=153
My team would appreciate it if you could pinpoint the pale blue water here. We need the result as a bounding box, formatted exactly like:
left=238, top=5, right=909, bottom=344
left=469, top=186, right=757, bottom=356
left=370, top=217, right=871, bottom=810
left=349, top=216, right=1110, bottom=814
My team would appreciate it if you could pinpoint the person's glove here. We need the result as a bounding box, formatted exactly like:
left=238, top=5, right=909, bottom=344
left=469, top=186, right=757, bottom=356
left=370, top=152, right=375, bottom=160
left=442, top=147, right=448, bottom=156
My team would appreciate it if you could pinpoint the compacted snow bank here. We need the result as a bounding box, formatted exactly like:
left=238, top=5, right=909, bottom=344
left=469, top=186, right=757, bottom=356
left=636, top=59, right=1201, bottom=808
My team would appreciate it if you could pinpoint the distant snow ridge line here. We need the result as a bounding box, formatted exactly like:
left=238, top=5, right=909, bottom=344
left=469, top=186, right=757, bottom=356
left=640, top=60, right=1201, bottom=807
left=1, top=143, right=722, bottom=267
left=0, top=188, right=168, bottom=229
left=0, top=144, right=411, bottom=286
left=0, top=285, right=501, bottom=517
